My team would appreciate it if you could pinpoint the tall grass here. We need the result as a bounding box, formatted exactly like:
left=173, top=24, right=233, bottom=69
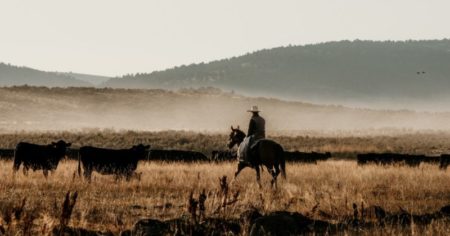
left=0, top=160, right=449, bottom=234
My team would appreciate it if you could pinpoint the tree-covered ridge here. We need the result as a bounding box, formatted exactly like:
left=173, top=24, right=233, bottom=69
left=0, top=63, right=92, bottom=87
left=104, top=40, right=450, bottom=109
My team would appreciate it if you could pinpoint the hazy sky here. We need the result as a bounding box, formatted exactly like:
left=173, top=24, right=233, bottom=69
left=1, top=0, right=449, bottom=76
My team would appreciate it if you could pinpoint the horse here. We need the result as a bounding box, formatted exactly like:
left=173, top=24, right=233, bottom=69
left=228, top=126, right=286, bottom=187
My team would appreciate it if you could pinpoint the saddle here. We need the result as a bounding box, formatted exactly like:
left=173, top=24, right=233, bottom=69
left=238, top=136, right=262, bottom=163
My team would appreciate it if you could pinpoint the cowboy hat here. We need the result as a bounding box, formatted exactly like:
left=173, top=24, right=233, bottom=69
left=247, top=105, right=260, bottom=112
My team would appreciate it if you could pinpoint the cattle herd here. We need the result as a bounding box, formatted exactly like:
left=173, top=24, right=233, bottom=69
left=0, top=140, right=449, bottom=181
left=357, top=153, right=450, bottom=169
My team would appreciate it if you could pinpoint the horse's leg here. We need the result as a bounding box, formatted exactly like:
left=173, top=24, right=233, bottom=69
left=256, top=166, right=262, bottom=188
left=270, top=167, right=280, bottom=189
left=231, top=162, right=246, bottom=184
left=274, top=164, right=280, bottom=182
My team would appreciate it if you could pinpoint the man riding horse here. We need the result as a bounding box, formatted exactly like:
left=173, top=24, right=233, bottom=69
left=240, top=106, right=265, bottom=164
left=229, top=105, right=286, bottom=188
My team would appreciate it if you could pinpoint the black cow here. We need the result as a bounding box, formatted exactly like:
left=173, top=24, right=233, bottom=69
left=440, top=154, right=450, bottom=170
left=78, top=144, right=150, bottom=181
left=0, top=148, right=15, bottom=160
left=210, top=150, right=236, bottom=162
left=357, top=153, right=426, bottom=167
left=283, top=151, right=331, bottom=163
left=13, top=140, right=72, bottom=177
left=148, top=149, right=208, bottom=162
left=421, top=156, right=441, bottom=165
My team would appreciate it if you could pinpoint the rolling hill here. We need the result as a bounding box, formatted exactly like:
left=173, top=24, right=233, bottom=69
left=0, top=63, right=93, bottom=87
left=103, top=40, right=450, bottom=110
left=60, top=72, right=110, bottom=85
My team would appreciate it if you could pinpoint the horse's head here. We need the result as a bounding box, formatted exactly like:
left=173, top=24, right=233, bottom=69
left=227, top=126, right=246, bottom=149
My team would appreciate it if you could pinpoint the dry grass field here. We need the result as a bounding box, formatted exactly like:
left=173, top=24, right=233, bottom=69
left=1, top=160, right=450, bottom=235
left=1, top=130, right=450, bottom=235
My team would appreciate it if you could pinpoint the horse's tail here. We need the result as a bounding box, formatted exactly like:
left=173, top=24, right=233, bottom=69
left=278, top=144, right=286, bottom=179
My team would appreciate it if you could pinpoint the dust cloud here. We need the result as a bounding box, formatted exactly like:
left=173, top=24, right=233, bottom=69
left=1, top=86, right=450, bottom=135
